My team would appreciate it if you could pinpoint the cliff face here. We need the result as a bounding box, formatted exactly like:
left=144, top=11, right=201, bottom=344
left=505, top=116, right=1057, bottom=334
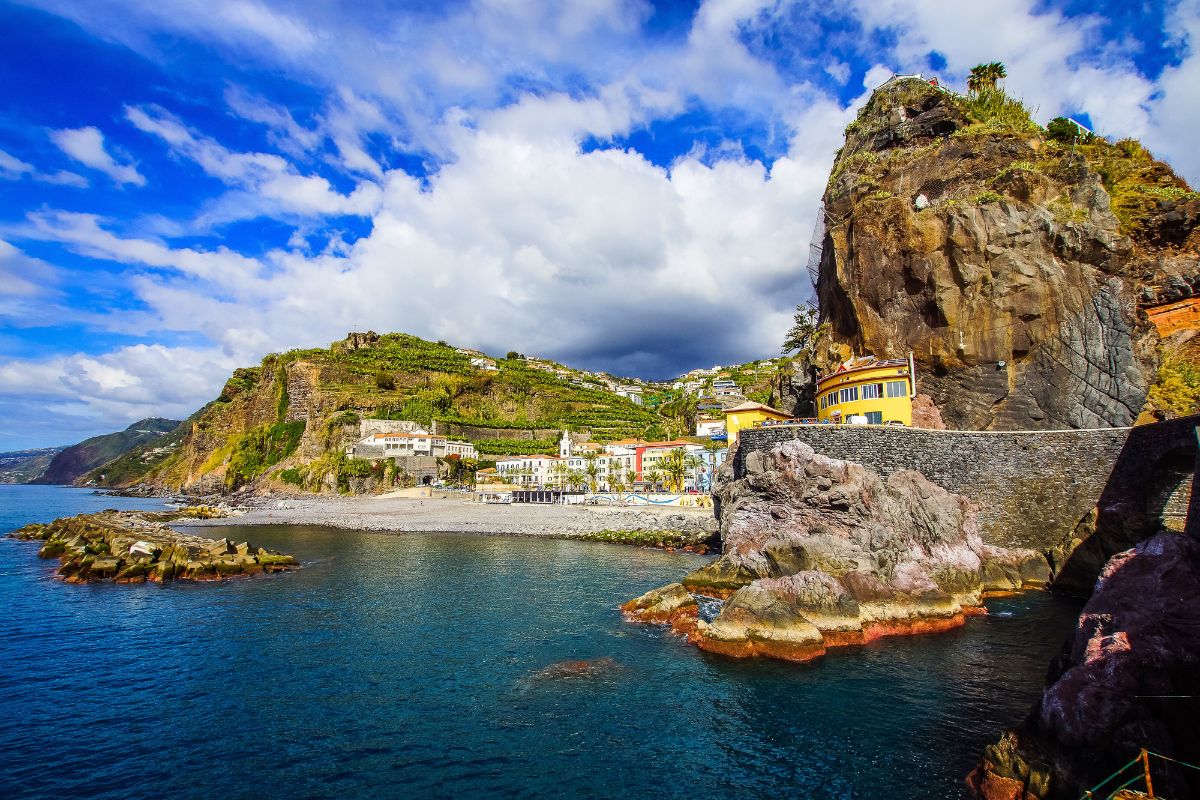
left=969, top=531, right=1200, bottom=800
left=93, top=332, right=661, bottom=494
left=818, top=78, right=1199, bottom=429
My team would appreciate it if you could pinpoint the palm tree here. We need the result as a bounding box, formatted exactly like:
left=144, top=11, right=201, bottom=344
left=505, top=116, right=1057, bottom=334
left=684, top=453, right=705, bottom=490
left=550, top=461, right=570, bottom=489
left=584, top=452, right=601, bottom=492
left=661, top=449, right=688, bottom=493
left=567, top=469, right=586, bottom=491
left=967, top=62, right=1006, bottom=95
left=645, top=468, right=663, bottom=493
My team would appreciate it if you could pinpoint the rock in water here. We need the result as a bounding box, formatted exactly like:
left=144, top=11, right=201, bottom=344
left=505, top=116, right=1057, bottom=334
left=9, top=508, right=298, bottom=585
left=967, top=531, right=1200, bottom=800
left=624, top=440, right=1048, bottom=663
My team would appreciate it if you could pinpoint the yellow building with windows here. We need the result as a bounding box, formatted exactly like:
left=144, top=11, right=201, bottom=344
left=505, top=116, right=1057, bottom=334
left=816, top=355, right=915, bottom=426
left=724, top=401, right=792, bottom=445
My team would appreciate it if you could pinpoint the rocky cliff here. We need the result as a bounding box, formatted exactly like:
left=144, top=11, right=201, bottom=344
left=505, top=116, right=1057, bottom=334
left=817, top=77, right=1199, bottom=429
left=623, top=438, right=1048, bottom=662
left=92, top=332, right=662, bottom=495
left=32, top=417, right=179, bottom=485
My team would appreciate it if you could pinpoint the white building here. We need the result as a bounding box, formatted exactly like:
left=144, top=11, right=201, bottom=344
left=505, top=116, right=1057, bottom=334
left=615, top=385, right=644, bottom=404
left=696, top=419, right=726, bottom=438
left=470, top=356, right=498, bottom=371
left=348, top=430, right=477, bottom=460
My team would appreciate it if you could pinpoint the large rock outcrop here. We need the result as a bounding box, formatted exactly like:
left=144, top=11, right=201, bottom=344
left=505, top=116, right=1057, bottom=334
left=817, top=78, right=1199, bottom=430
left=968, top=531, right=1200, bottom=800
left=624, top=440, right=1048, bottom=662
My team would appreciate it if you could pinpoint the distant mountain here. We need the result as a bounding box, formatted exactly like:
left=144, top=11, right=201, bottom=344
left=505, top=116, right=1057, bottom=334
left=31, top=418, right=181, bottom=485
left=0, top=447, right=65, bottom=484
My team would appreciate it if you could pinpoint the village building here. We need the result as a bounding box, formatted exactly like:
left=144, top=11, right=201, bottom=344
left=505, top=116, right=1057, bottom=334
left=470, top=356, right=498, bottom=371
left=816, top=354, right=915, bottom=426
left=696, top=418, right=726, bottom=438
left=347, top=424, right=477, bottom=461
left=724, top=401, right=793, bottom=445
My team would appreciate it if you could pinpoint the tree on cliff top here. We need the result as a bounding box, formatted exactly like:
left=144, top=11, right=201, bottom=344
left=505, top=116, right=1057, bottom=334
left=967, top=62, right=1007, bottom=94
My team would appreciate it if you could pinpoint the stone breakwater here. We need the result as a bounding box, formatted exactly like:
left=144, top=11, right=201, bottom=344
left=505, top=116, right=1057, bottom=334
left=623, top=440, right=1049, bottom=663
left=11, top=508, right=298, bottom=583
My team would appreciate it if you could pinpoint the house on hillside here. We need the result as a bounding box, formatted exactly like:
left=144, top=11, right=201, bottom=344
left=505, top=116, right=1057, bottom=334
left=724, top=401, right=792, bottom=445
left=816, top=354, right=915, bottom=426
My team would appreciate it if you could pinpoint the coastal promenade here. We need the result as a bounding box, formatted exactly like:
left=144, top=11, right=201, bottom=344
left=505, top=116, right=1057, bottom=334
left=183, top=493, right=717, bottom=538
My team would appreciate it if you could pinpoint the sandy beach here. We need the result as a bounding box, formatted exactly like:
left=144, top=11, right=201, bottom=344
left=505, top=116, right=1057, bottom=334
left=182, top=493, right=719, bottom=538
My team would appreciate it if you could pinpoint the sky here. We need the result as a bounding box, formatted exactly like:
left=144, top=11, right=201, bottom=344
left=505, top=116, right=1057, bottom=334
left=1, top=0, right=1198, bottom=450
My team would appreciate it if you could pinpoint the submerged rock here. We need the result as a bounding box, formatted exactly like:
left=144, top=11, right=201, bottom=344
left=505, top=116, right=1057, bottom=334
left=626, top=440, right=1047, bottom=663
left=967, top=531, right=1200, bottom=800
left=530, top=657, right=622, bottom=681
left=10, top=508, right=298, bottom=584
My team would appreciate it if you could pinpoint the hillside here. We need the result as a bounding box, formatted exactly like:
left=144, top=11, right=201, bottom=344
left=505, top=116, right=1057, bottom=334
left=814, top=75, right=1199, bottom=429
left=89, top=332, right=680, bottom=494
left=31, top=418, right=180, bottom=485
left=0, top=447, right=64, bottom=483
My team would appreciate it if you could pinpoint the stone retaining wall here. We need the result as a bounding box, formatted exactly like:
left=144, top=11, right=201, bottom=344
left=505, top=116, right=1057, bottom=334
left=736, top=419, right=1198, bottom=553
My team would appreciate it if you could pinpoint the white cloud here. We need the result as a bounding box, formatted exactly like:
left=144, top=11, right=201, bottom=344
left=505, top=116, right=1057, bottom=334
left=0, top=149, right=35, bottom=179
left=0, top=147, right=88, bottom=187
left=1143, top=0, right=1200, bottom=180
left=49, top=126, right=146, bottom=186
left=126, top=105, right=383, bottom=220
left=0, top=343, right=239, bottom=433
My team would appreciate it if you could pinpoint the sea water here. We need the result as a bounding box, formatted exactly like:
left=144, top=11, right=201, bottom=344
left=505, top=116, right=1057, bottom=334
left=0, top=485, right=1081, bottom=799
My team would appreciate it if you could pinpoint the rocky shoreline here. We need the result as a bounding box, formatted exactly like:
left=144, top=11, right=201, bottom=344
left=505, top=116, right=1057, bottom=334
left=11, top=508, right=299, bottom=583
left=967, top=530, right=1200, bottom=800
left=623, top=440, right=1050, bottom=663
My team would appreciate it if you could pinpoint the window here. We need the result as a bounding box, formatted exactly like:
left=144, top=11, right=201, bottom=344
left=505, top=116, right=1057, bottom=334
left=861, top=383, right=883, bottom=400
left=886, top=380, right=909, bottom=398
left=839, top=386, right=858, bottom=404
left=865, top=411, right=882, bottom=424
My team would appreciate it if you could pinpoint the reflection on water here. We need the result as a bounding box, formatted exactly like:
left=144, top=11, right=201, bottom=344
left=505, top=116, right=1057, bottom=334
left=0, top=488, right=1082, bottom=800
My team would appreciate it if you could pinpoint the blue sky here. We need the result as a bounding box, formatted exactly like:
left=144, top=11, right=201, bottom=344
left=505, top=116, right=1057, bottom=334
left=1, top=0, right=1198, bottom=449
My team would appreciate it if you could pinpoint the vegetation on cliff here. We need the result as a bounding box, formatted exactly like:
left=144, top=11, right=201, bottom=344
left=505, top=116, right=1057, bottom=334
left=88, top=332, right=678, bottom=494
left=818, top=68, right=1198, bottom=430
left=31, top=417, right=180, bottom=485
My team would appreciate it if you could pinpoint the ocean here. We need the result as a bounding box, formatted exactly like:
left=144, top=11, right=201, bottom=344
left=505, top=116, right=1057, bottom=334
left=0, top=485, right=1081, bottom=799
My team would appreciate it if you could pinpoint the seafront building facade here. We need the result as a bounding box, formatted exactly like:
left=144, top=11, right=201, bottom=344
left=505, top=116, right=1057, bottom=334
left=816, top=355, right=915, bottom=426
left=492, top=432, right=710, bottom=490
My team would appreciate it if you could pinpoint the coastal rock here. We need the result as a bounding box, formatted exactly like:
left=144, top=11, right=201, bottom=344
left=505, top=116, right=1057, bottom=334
left=627, top=439, right=1044, bottom=663
left=967, top=531, right=1200, bottom=800
left=814, top=77, right=1198, bottom=430
left=620, top=583, right=698, bottom=624
left=10, top=508, right=298, bottom=585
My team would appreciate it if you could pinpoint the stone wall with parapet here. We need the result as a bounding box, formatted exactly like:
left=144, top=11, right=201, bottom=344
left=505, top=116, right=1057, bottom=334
left=735, top=420, right=1199, bottom=553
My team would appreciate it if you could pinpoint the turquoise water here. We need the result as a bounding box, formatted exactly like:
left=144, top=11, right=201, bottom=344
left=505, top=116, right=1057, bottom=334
left=0, top=486, right=1082, bottom=799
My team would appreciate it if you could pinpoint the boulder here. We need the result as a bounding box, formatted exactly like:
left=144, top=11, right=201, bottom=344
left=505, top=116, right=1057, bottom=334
left=968, top=532, right=1200, bottom=799
left=627, top=439, right=1035, bottom=663
left=620, top=583, right=697, bottom=624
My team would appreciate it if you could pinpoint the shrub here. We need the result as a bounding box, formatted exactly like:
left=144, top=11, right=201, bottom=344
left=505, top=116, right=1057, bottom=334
left=962, top=88, right=1039, bottom=135
left=225, top=420, right=307, bottom=489
left=974, top=191, right=1004, bottom=204
left=1046, top=116, right=1092, bottom=144
left=1148, top=351, right=1200, bottom=418
left=375, top=371, right=396, bottom=390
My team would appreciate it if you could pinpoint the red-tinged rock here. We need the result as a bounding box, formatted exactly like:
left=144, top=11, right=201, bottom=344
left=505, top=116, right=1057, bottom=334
left=968, top=532, right=1200, bottom=799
